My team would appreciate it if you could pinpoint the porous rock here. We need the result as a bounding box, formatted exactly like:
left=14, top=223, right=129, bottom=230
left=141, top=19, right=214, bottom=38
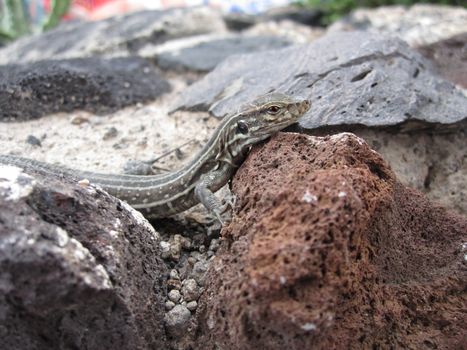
left=0, top=165, right=168, bottom=349
left=173, top=31, right=467, bottom=129
left=156, top=35, right=292, bottom=72
left=195, top=132, right=466, bottom=349
left=0, top=7, right=227, bottom=64
left=0, top=57, right=171, bottom=121
left=329, top=4, right=467, bottom=47
left=417, top=32, right=467, bottom=88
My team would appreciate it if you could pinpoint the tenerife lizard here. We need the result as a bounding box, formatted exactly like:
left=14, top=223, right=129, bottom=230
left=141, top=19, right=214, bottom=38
left=0, top=93, right=310, bottom=222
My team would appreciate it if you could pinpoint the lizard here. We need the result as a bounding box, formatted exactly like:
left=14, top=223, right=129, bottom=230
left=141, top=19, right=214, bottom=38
left=0, top=93, right=310, bottom=222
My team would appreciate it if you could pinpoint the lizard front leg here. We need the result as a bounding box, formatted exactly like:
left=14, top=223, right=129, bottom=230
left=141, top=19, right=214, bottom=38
left=194, top=170, right=232, bottom=224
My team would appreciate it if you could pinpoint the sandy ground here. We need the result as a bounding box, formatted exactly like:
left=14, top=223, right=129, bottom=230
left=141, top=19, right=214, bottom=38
left=0, top=77, right=220, bottom=175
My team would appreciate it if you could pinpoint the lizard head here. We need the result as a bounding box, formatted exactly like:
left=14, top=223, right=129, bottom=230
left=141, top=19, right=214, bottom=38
left=233, top=92, right=310, bottom=142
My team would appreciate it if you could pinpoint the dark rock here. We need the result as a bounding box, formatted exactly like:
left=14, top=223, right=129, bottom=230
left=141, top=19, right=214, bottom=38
left=194, top=132, right=466, bottom=349
left=0, top=164, right=168, bottom=349
left=25, top=135, right=42, bottom=147
left=102, top=127, right=118, bottom=140
left=0, top=57, right=171, bottom=121
left=263, top=5, right=322, bottom=26
left=173, top=31, right=467, bottom=129
left=329, top=4, right=467, bottom=47
left=417, top=32, right=467, bottom=88
left=0, top=7, right=226, bottom=64
left=157, top=35, right=292, bottom=72
left=223, top=13, right=257, bottom=31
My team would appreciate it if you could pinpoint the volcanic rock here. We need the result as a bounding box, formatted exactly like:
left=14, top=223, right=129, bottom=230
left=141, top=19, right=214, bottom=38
left=172, top=31, right=467, bottom=129
left=195, top=132, right=466, bottom=349
left=156, top=35, right=292, bottom=72
left=0, top=7, right=227, bottom=64
left=0, top=57, right=171, bottom=121
left=0, top=164, right=168, bottom=349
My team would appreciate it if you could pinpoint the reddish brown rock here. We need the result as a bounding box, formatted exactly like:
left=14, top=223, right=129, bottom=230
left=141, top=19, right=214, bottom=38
left=195, top=132, right=466, bottom=350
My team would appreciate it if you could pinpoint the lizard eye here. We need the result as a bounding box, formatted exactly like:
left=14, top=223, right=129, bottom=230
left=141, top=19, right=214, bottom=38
left=236, top=120, right=249, bottom=134
left=267, top=105, right=281, bottom=115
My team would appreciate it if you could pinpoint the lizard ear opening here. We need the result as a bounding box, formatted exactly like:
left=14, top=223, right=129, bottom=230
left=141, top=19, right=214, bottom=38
left=236, top=120, right=249, bottom=134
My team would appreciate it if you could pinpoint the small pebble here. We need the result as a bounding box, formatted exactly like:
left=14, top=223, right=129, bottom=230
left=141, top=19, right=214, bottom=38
left=103, top=127, right=118, bottom=140
left=191, top=260, right=209, bottom=286
left=180, top=236, right=192, bottom=250
left=160, top=241, right=171, bottom=259
left=164, top=305, right=191, bottom=338
left=77, top=178, right=90, bottom=187
left=187, top=257, right=197, bottom=265
left=168, top=289, right=181, bottom=303
left=186, top=301, right=198, bottom=311
left=199, top=245, right=206, bottom=253
left=165, top=301, right=175, bottom=310
left=209, top=239, right=220, bottom=252
left=167, top=279, right=182, bottom=291
left=170, top=269, right=180, bottom=280
left=169, top=241, right=182, bottom=262
left=181, top=279, right=200, bottom=302
left=70, top=115, right=89, bottom=125
left=26, top=135, right=41, bottom=147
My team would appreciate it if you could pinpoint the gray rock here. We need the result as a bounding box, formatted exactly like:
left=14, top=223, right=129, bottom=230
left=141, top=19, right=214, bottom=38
left=168, top=289, right=182, bottom=303
left=165, top=300, right=176, bottom=310
left=186, top=301, right=198, bottom=311
left=0, top=7, right=226, bottom=64
left=181, top=279, right=201, bottom=302
left=329, top=4, right=467, bottom=47
left=170, top=269, right=181, bottom=280
left=191, top=260, right=210, bottom=286
left=0, top=57, right=171, bottom=121
left=157, top=35, right=292, bottom=72
left=416, top=32, right=467, bottom=89
left=353, top=128, right=467, bottom=216
left=0, top=165, right=168, bottom=349
left=173, top=31, right=467, bottom=130
left=164, top=305, right=191, bottom=338
left=25, top=135, right=42, bottom=147
left=102, top=127, right=118, bottom=140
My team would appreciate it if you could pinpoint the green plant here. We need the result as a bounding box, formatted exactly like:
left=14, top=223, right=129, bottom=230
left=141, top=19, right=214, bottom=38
left=299, top=0, right=466, bottom=25
left=0, top=0, right=70, bottom=43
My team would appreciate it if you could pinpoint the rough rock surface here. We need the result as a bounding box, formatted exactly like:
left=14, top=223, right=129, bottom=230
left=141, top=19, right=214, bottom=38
left=0, top=57, right=171, bottom=121
left=195, top=132, right=466, bottom=350
left=417, top=32, right=467, bottom=88
left=173, top=31, right=467, bottom=129
left=156, top=35, right=292, bottom=72
left=0, top=7, right=227, bottom=65
left=0, top=165, right=168, bottom=349
left=329, top=4, right=467, bottom=47
left=352, top=128, right=467, bottom=216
